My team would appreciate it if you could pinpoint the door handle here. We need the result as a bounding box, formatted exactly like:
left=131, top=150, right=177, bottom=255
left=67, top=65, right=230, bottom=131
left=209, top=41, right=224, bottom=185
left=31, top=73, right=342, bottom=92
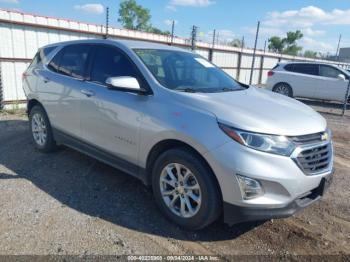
left=80, top=89, right=95, bottom=97
left=43, top=77, right=50, bottom=83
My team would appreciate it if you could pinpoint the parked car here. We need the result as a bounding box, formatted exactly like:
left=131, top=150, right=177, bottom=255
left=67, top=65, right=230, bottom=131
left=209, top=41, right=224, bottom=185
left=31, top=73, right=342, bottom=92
left=266, top=62, right=350, bottom=103
left=23, top=40, right=333, bottom=229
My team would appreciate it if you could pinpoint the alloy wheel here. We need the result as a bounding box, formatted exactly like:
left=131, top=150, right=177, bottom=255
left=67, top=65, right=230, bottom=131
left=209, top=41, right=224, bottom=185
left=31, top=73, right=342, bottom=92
left=31, top=113, right=47, bottom=146
left=274, top=84, right=290, bottom=96
left=159, top=163, right=202, bottom=218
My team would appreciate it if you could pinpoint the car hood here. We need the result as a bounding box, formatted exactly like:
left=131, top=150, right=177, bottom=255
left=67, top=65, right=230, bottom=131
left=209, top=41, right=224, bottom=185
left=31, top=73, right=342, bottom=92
left=179, top=87, right=327, bottom=136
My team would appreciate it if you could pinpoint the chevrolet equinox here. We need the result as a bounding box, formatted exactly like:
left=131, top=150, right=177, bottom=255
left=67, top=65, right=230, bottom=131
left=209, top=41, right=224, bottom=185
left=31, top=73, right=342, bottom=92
left=23, top=39, right=333, bottom=229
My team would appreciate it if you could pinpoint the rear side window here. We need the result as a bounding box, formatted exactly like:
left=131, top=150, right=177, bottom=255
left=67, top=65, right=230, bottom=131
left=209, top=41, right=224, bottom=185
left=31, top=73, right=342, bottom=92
left=284, top=64, right=293, bottom=71
left=48, top=44, right=90, bottom=79
left=48, top=49, right=62, bottom=73
left=59, top=45, right=90, bottom=78
left=319, top=65, right=342, bottom=79
left=285, top=63, right=318, bottom=76
left=42, top=46, right=57, bottom=59
left=29, top=52, right=42, bottom=68
left=90, top=45, right=138, bottom=84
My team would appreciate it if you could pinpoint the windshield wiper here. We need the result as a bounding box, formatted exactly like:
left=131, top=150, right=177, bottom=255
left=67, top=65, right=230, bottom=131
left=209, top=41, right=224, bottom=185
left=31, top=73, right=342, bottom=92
left=174, top=87, right=197, bottom=93
left=221, top=86, right=245, bottom=92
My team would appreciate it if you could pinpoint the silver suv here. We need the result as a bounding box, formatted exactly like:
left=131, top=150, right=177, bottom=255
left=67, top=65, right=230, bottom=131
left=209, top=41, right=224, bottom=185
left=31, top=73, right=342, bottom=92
left=23, top=39, right=333, bottom=229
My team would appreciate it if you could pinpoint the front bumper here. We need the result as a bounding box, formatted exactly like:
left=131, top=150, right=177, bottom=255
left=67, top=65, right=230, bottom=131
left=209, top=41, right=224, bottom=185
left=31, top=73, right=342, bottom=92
left=224, top=172, right=333, bottom=225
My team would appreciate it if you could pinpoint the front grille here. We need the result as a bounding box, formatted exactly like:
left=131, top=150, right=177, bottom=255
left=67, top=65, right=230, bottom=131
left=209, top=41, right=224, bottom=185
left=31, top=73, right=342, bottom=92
left=290, top=132, right=323, bottom=144
left=296, top=143, right=332, bottom=175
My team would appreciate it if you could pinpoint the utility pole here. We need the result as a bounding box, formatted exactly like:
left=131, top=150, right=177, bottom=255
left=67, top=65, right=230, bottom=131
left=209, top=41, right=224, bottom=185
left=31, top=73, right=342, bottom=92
left=241, top=36, right=245, bottom=51
left=191, top=25, right=198, bottom=50
left=104, top=7, right=109, bottom=39
left=249, top=21, right=260, bottom=85
left=212, top=29, right=216, bottom=48
left=170, top=20, right=175, bottom=45
left=336, top=34, right=342, bottom=61
left=263, top=39, right=267, bottom=53
left=342, top=80, right=350, bottom=116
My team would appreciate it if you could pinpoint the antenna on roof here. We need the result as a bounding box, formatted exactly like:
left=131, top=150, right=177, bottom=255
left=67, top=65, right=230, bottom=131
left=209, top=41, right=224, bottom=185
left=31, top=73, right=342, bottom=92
left=104, top=6, right=109, bottom=39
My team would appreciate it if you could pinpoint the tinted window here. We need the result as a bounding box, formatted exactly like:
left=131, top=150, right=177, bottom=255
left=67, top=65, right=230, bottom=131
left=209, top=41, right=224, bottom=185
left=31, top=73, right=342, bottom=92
left=284, top=64, right=293, bottom=71
left=29, top=52, right=41, bottom=68
left=42, top=46, right=57, bottom=58
left=319, top=65, right=342, bottom=78
left=48, top=48, right=63, bottom=73
left=134, top=49, right=243, bottom=93
left=90, top=46, right=138, bottom=84
left=291, top=64, right=318, bottom=76
left=58, top=45, right=90, bottom=78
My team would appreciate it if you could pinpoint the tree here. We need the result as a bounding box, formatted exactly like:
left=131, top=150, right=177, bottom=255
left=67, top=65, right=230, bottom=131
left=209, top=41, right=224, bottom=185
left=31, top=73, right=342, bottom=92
left=304, top=50, right=318, bottom=58
left=148, top=27, right=171, bottom=35
left=282, top=30, right=303, bottom=55
left=118, top=0, right=151, bottom=31
left=268, top=36, right=284, bottom=53
left=118, top=0, right=170, bottom=35
left=268, top=30, right=303, bottom=55
left=228, top=38, right=244, bottom=48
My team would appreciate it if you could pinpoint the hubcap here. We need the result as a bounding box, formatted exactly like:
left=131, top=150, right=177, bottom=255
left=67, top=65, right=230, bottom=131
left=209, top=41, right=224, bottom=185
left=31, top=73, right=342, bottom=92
left=31, top=113, right=47, bottom=146
left=274, top=84, right=290, bottom=96
left=159, top=163, right=201, bottom=218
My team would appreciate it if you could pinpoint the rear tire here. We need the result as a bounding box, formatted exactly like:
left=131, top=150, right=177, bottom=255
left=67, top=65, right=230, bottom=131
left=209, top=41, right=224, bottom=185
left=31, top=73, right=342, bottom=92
left=29, top=105, right=57, bottom=153
left=273, top=83, right=293, bottom=97
left=152, top=148, right=221, bottom=230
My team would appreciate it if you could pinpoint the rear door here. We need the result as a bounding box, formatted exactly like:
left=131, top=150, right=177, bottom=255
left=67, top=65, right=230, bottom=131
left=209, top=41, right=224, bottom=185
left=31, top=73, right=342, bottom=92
left=38, top=44, right=92, bottom=137
left=314, top=64, right=349, bottom=101
left=285, top=63, right=318, bottom=98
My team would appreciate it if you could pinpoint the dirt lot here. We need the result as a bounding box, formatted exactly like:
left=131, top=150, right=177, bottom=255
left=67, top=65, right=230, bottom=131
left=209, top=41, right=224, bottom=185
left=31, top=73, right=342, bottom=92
left=0, top=102, right=349, bottom=258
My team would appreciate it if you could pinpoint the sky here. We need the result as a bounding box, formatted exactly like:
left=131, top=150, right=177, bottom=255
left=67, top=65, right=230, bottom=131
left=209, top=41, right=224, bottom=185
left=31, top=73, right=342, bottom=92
left=1, top=0, right=350, bottom=54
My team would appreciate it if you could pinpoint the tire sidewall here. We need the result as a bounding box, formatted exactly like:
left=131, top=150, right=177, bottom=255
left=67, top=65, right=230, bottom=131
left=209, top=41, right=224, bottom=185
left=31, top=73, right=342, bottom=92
left=29, top=105, right=55, bottom=152
left=274, top=83, right=292, bottom=97
left=152, top=149, right=221, bottom=229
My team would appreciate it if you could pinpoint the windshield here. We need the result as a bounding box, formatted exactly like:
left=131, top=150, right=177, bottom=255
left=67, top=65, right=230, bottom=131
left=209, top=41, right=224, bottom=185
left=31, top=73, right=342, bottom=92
left=134, top=49, right=244, bottom=93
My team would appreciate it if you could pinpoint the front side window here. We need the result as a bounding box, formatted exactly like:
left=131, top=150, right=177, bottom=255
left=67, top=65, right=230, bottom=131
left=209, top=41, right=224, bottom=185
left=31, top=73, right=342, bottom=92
left=90, top=46, right=138, bottom=84
left=319, top=65, right=342, bottom=79
left=134, top=49, right=244, bottom=93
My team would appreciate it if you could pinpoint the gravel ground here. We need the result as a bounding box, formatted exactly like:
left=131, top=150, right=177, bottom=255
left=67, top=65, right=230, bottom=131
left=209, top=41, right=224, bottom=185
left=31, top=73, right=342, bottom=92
left=0, top=102, right=349, bottom=258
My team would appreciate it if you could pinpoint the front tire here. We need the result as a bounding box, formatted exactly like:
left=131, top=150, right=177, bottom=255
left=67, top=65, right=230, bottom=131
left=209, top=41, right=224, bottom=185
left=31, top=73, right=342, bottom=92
left=273, top=83, right=293, bottom=97
left=29, top=105, right=57, bottom=152
left=152, top=148, right=221, bottom=230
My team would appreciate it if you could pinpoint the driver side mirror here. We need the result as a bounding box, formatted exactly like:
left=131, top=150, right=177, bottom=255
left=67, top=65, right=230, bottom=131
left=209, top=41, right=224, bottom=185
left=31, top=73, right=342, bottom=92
left=337, top=74, right=346, bottom=81
left=105, top=76, right=147, bottom=94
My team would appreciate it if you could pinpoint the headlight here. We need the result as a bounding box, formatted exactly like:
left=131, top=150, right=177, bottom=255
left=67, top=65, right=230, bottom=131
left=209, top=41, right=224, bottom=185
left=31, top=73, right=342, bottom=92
left=219, top=123, right=295, bottom=156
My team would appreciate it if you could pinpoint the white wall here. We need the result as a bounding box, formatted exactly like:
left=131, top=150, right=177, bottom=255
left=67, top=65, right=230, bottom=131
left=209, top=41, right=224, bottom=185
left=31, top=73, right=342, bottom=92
left=1, top=8, right=350, bottom=107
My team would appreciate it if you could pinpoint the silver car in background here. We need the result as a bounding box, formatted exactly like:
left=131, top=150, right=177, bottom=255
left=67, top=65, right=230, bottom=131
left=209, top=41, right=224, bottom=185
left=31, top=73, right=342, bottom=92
left=23, top=39, right=333, bottom=229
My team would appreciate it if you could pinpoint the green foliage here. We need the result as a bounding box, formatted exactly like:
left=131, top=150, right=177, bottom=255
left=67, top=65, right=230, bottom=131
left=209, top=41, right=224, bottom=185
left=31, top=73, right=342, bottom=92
left=118, top=0, right=170, bottom=35
left=268, top=36, right=284, bottom=53
left=228, top=38, right=244, bottom=48
left=118, top=0, right=151, bottom=31
left=304, top=50, right=318, bottom=58
left=148, top=27, right=171, bottom=35
left=268, top=30, right=304, bottom=56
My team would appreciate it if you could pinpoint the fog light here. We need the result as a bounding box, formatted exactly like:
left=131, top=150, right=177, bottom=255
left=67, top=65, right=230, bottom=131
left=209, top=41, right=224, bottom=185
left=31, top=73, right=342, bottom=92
left=236, top=175, right=264, bottom=200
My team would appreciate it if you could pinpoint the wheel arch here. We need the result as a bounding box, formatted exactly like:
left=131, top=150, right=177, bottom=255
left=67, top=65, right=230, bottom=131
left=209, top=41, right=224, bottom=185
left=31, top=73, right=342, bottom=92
left=27, top=99, right=42, bottom=115
left=273, top=82, right=294, bottom=97
left=145, top=139, right=223, bottom=200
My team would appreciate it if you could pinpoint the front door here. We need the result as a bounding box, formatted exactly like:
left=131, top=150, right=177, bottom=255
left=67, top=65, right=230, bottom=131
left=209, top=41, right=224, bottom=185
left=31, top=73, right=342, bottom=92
left=80, top=44, right=147, bottom=166
left=314, top=65, right=349, bottom=102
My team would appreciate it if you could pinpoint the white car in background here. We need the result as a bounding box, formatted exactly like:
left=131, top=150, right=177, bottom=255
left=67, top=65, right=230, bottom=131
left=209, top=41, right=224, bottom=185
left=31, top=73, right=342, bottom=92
left=266, top=62, right=350, bottom=103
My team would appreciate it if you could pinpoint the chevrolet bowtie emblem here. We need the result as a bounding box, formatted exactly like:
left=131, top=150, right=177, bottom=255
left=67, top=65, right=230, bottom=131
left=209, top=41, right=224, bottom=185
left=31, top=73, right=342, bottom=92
left=321, top=132, right=328, bottom=141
